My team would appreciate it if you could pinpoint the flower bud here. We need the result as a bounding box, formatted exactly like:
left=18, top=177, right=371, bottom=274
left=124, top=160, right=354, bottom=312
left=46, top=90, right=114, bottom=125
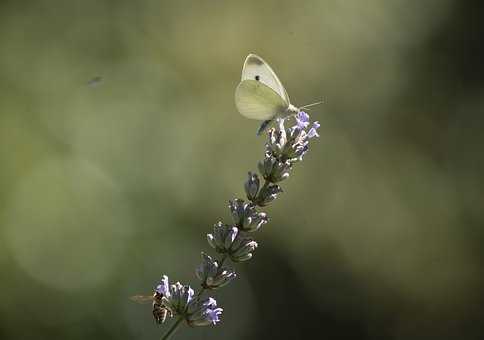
left=228, top=199, right=268, bottom=232
left=186, top=297, right=223, bottom=327
left=207, top=222, right=239, bottom=253
left=258, top=155, right=291, bottom=183
left=244, top=171, right=260, bottom=201
left=257, top=184, right=283, bottom=206
left=196, top=253, right=236, bottom=289
left=258, top=155, right=276, bottom=180
left=270, top=161, right=291, bottom=182
left=284, top=128, right=309, bottom=161
left=266, top=119, right=287, bottom=157
left=229, top=237, right=258, bottom=262
left=161, top=280, right=194, bottom=315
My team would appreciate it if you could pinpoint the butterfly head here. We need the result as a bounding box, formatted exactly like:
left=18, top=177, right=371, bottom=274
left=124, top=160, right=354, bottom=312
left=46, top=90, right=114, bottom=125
left=286, top=104, right=300, bottom=115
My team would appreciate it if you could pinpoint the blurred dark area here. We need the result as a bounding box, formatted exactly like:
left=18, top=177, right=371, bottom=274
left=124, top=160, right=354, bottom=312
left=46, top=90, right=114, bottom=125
left=1, top=0, right=484, bottom=339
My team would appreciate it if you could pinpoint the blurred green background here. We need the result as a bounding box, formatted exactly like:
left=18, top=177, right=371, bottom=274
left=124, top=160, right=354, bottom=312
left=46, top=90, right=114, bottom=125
left=1, top=0, right=483, bottom=339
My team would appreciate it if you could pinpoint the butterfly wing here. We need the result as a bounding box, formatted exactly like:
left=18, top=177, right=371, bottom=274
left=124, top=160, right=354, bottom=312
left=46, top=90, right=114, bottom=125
left=241, top=54, right=290, bottom=105
left=130, top=295, right=155, bottom=304
left=235, top=80, right=288, bottom=120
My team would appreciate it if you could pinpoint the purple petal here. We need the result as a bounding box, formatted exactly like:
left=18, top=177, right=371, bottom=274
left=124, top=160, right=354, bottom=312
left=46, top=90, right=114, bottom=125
left=228, top=227, right=238, bottom=244
left=156, top=275, right=170, bottom=296
left=203, top=297, right=217, bottom=308
left=307, top=121, right=320, bottom=138
left=307, top=129, right=319, bottom=138
left=186, top=287, right=194, bottom=303
left=295, top=111, right=310, bottom=129
left=206, top=307, right=223, bottom=325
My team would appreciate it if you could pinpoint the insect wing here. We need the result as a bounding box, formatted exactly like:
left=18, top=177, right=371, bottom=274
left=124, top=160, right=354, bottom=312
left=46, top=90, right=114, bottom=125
left=241, top=54, right=290, bottom=104
left=235, top=79, right=288, bottom=120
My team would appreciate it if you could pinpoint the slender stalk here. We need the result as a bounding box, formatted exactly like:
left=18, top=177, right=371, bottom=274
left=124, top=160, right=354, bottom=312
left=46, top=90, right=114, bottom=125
left=161, top=316, right=184, bottom=340
left=219, top=253, right=228, bottom=266
left=195, top=287, right=206, bottom=300
left=255, top=180, right=271, bottom=206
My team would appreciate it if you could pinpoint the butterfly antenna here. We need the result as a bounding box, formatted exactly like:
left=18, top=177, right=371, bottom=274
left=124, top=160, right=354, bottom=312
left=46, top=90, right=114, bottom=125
left=299, top=100, right=324, bottom=110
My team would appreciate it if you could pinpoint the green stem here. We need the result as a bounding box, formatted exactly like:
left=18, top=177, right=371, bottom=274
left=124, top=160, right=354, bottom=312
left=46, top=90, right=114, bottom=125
left=195, top=287, right=206, bottom=300
left=255, top=180, right=271, bottom=206
left=261, top=180, right=270, bottom=193
left=161, top=316, right=184, bottom=340
left=219, top=253, right=228, bottom=266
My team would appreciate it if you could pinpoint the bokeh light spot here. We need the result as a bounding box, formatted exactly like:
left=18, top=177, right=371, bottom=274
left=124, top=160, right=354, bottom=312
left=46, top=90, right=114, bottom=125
left=4, top=157, right=133, bottom=291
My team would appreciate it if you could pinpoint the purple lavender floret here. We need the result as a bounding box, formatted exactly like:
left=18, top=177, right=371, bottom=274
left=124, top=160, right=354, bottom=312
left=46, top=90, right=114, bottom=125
left=307, top=121, right=320, bottom=139
left=201, top=298, right=223, bottom=325
left=206, top=307, right=223, bottom=325
left=292, top=112, right=320, bottom=139
left=156, top=275, right=170, bottom=296
left=295, top=111, right=310, bottom=129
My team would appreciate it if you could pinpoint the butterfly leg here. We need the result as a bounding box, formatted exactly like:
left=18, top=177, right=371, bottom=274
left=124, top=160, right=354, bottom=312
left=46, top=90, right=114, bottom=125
left=257, top=119, right=272, bottom=136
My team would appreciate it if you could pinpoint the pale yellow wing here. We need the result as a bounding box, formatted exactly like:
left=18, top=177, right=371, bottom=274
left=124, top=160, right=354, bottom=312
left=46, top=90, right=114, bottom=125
left=241, top=54, right=290, bottom=104
left=235, top=79, right=288, bottom=120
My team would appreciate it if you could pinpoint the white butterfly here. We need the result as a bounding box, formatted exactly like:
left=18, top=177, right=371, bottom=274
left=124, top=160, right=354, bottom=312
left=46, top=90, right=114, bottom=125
left=235, top=53, right=321, bottom=135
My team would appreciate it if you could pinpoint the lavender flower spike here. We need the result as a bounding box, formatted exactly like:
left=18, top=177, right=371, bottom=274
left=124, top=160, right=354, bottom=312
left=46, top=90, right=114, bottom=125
left=148, top=101, right=320, bottom=339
